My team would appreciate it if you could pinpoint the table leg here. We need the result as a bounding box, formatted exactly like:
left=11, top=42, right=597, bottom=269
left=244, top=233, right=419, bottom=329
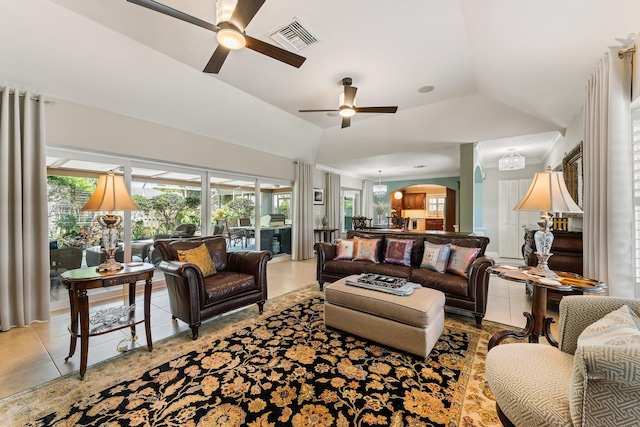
left=144, top=278, right=153, bottom=351
left=488, top=283, right=558, bottom=350
left=65, top=288, right=78, bottom=361
left=129, top=282, right=137, bottom=339
left=78, top=289, right=89, bottom=380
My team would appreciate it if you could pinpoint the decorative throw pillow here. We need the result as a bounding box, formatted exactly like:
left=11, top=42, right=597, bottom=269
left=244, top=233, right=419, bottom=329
left=352, top=237, right=381, bottom=263
left=446, top=244, right=480, bottom=278
left=384, top=238, right=413, bottom=266
left=420, top=242, right=451, bottom=273
left=177, top=244, right=217, bottom=277
left=570, top=305, right=640, bottom=426
left=334, top=239, right=355, bottom=260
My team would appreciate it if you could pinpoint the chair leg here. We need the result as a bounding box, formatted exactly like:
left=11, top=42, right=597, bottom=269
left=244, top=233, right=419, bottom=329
left=474, top=313, right=483, bottom=328
left=496, top=404, right=516, bottom=427
left=189, top=323, right=201, bottom=340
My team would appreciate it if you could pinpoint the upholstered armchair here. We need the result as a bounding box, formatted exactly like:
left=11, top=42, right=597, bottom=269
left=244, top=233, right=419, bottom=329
left=154, top=236, right=272, bottom=339
left=486, top=295, right=640, bottom=427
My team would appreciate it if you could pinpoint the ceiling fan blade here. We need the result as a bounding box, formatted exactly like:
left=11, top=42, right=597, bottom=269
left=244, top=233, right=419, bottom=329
left=203, top=46, right=231, bottom=73
left=355, top=106, right=398, bottom=114
left=127, top=0, right=219, bottom=33
left=299, top=109, right=340, bottom=113
left=343, top=86, right=357, bottom=107
left=341, top=117, right=351, bottom=128
left=230, top=0, right=266, bottom=31
left=245, top=36, right=306, bottom=68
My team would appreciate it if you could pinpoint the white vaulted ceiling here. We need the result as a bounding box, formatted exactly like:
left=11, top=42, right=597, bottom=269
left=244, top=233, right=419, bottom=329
left=0, top=0, right=638, bottom=181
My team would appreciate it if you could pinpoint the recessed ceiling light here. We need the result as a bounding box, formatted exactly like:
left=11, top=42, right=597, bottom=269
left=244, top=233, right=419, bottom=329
left=417, top=86, right=434, bottom=93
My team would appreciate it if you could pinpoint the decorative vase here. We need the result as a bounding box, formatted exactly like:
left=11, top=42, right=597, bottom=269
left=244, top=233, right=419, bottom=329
left=321, top=215, right=329, bottom=229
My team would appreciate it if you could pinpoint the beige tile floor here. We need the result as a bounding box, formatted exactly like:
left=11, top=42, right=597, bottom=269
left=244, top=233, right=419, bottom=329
left=0, top=256, right=557, bottom=399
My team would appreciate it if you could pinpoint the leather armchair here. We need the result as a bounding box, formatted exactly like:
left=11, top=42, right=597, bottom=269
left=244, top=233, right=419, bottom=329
left=154, top=236, right=272, bottom=339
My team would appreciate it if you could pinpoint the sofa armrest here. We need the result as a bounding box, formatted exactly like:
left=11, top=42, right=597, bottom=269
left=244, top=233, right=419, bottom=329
left=467, top=255, right=495, bottom=306
left=314, top=242, right=336, bottom=280
left=558, top=295, right=640, bottom=355
left=158, top=260, right=207, bottom=308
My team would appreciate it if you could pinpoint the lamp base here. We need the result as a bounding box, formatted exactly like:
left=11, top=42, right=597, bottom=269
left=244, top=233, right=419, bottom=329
left=528, top=255, right=559, bottom=279
left=96, top=257, right=124, bottom=272
left=530, top=212, right=558, bottom=279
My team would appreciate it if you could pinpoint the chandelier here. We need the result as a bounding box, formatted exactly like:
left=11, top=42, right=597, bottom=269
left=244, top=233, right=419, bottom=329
left=373, top=170, right=387, bottom=198
left=499, top=148, right=525, bottom=171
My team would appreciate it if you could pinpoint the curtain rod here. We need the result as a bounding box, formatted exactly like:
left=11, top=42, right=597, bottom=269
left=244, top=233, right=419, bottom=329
left=0, top=86, right=56, bottom=105
left=619, top=44, right=636, bottom=59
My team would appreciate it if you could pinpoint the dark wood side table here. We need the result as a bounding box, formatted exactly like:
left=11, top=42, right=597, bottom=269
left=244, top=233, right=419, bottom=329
left=60, top=263, right=155, bottom=379
left=487, top=266, right=606, bottom=350
left=314, top=228, right=339, bottom=243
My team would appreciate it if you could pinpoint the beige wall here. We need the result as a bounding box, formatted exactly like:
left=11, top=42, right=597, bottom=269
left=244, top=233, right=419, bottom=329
left=46, top=98, right=297, bottom=182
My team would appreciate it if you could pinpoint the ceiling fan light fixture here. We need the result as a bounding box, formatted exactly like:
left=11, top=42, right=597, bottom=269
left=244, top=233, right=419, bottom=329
left=339, top=106, right=356, bottom=117
left=217, top=27, right=246, bottom=49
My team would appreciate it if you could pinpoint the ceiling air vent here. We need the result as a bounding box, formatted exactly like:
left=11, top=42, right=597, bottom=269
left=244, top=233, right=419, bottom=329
left=269, top=19, right=318, bottom=52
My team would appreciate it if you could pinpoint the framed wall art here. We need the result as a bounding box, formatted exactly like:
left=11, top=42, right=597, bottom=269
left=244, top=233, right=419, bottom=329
left=313, top=188, right=324, bottom=205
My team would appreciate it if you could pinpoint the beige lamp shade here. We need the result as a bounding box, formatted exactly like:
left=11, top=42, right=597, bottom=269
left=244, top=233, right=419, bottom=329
left=81, top=171, right=139, bottom=212
left=513, top=167, right=582, bottom=213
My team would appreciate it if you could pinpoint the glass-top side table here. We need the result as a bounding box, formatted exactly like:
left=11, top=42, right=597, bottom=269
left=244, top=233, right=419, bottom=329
left=59, top=263, right=155, bottom=379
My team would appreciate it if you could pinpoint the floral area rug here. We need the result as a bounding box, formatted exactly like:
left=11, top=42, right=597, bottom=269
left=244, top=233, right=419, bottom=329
left=2, top=285, right=513, bottom=427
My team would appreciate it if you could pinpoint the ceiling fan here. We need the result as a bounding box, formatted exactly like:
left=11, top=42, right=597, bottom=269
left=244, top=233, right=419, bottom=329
left=299, top=77, right=398, bottom=128
left=127, top=0, right=306, bottom=74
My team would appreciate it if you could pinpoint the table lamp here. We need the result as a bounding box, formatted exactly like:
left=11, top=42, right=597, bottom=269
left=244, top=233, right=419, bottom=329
left=513, top=166, right=583, bottom=278
left=82, top=171, right=139, bottom=272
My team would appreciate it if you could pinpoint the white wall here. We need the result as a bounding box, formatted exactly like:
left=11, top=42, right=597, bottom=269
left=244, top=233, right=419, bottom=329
left=47, top=98, right=297, bottom=182
left=544, top=107, right=584, bottom=169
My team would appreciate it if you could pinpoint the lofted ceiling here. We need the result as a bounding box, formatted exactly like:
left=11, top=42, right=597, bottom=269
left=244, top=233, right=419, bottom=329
left=1, top=0, right=638, bottom=181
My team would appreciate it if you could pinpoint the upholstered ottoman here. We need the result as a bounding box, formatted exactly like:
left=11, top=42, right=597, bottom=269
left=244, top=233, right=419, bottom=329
left=324, top=276, right=446, bottom=358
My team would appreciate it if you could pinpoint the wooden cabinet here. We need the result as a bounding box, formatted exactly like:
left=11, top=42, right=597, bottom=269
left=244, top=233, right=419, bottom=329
left=425, top=218, right=444, bottom=230
left=403, top=193, right=425, bottom=210
left=391, top=194, right=403, bottom=214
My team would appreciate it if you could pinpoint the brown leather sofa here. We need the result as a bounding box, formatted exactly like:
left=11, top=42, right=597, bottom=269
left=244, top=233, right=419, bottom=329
left=314, top=230, right=494, bottom=327
left=154, top=236, right=272, bottom=339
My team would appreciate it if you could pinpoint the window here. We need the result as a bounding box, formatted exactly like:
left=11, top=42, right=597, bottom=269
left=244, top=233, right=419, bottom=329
left=273, top=192, right=291, bottom=219
left=427, top=196, right=445, bottom=218
left=46, top=147, right=293, bottom=311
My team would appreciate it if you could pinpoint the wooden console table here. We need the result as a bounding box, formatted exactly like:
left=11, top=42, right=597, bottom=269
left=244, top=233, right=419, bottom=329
left=314, top=228, right=338, bottom=243
left=60, top=263, right=155, bottom=379
left=488, top=265, right=606, bottom=350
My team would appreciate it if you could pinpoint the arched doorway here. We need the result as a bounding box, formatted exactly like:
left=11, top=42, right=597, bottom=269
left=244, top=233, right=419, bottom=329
left=390, top=184, right=456, bottom=231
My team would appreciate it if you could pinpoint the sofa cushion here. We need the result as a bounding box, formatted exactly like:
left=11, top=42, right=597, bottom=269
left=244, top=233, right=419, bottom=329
left=364, top=263, right=411, bottom=279
left=176, top=243, right=217, bottom=277
left=202, top=271, right=256, bottom=303
left=168, top=237, right=228, bottom=272
left=486, top=343, right=574, bottom=427
left=411, top=267, right=468, bottom=297
left=570, top=305, right=640, bottom=426
left=446, top=244, right=480, bottom=278
left=384, top=238, right=413, bottom=266
left=420, top=242, right=451, bottom=273
left=324, top=259, right=370, bottom=276
left=334, top=239, right=355, bottom=260
left=384, top=235, right=425, bottom=266
left=353, top=237, right=382, bottom=263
